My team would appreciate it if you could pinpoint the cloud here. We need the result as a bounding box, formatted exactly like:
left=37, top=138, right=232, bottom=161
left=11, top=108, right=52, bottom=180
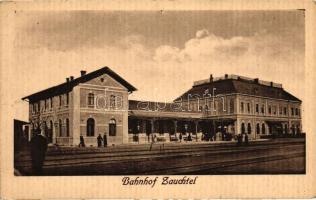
left=195, top=29, right=210, bottom=38
left=11, top=28, right=304, bottom=122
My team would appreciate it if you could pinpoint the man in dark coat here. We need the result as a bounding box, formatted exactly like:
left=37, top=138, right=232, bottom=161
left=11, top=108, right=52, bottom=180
left=79, top=135, right=85, bottom=147
left=103, top=134, right=107, bottom=147
left=244, top=134, right=249, bottom=145
left=30, top=131, right=48, bottom=175
left=97, top=134, right=103, bottom=147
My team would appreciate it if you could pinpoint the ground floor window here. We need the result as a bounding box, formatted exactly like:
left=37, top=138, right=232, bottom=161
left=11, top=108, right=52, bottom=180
left=247, top=123, right=251, bottom=134
left=109, top=119, right=116, bottom=136
left=262, top=124, right=266, bottom=134
left=256, top=123, right=260, bottom=134
left=87, top=118, right=95, bottom=136
left=66, top=118, right=69, bottom=137
left=241, top=123, right=245, bottom=134
left=59, top=119, right=63, bottom=137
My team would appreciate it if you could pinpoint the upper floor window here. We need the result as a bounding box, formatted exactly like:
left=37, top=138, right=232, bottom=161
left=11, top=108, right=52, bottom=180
left=261, top=105, right=265, bottom=114
left=88, top=93, right=94, bottom=106
left=291, top=108, right=294, bottom=116
left=296, top=108, right=300, bottom=116
left=268, top=105, right=272, bottom=114
left=272, top=106, right=276, bottom=115
left=44, top=99, right=47, bottom=110
left=34, top=102, right=39, bottom=113
left=59, top=95, right=62, bottom=107
left=255, top=104, right=259, bottom=113
left=247, top=103, right=250, bottom=113
left=279, top=106, right=282, bottom=115
left=30, top=104, right=33, bottom=113
left=240, top=102, right=244, bottom=113
left=229, top=99, right=234, bottom=113
left=50, top=97, right=53, bottom=108
left=66, top=93, right=69, bottom=105
left=284, top=107, right=287, bottom=115
left=110, top=95, right=116, bottom=108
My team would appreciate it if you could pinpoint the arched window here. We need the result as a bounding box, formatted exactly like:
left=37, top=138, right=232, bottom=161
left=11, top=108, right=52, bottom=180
left=247, top=123, right=251, bottom=134
left=109, top=119, right=116, bottom=136
left=256, top=123, right=260, bottom=134
left=88, top=93, right=94, bottom=106
left=241, top=123, right=245, bottom=134
left=262, top=124, right=266, bottom=134
left=87, top=118, right=95, bottom=136
left=66, top=118, right=69, bottom=137
left=48, top=120, right=53, bottom=143
left=59, top=119, right=63, bottom=137
left=291, top=125, right=296, bottom=135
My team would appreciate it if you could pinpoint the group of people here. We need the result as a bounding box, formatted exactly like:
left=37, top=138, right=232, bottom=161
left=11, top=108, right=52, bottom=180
left=236, top=133, right=249, bottom=146
left=79, top=134, right=108, bottom=147
left=97, top=134, right=107, bottom=147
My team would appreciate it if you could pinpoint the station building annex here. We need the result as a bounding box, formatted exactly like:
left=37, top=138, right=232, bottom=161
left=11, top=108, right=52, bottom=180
left=22, top=66, right=302, bottom=146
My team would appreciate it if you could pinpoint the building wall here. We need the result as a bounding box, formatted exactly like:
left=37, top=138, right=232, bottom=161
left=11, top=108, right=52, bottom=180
left=236, top=94, right=302, bottom=138
left=28, top=73, right=131, bottom=146
left=29, top=90, right=73, bottom=145
left=176, top=93, right=302, bottom=140
left=76, top=74, right=129, bottom=146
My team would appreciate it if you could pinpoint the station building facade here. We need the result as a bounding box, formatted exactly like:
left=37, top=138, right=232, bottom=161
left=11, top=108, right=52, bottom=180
left=22, top=67, right=302, bottom=146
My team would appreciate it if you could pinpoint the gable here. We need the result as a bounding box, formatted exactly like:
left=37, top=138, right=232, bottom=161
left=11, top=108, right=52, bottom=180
left=84, top=74, right=127, bottom=89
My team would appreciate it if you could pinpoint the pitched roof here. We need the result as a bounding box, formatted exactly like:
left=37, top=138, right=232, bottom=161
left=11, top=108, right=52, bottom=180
left=22, top=67, right=137, bottom=102
left=174, top=76, right=301, bottom=102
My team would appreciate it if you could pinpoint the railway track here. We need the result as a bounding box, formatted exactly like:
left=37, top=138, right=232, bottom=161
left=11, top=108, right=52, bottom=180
left=15, top=139, right=305, bottom=175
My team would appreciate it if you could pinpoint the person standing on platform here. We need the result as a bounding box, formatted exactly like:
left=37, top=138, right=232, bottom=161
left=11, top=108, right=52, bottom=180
left=97, top=134, right=103, bottom=147
left=79, top=135, right=85, bottom=147
left=30, top=128, right=48, bottom=175
left=244, top=134, right=249, bottom=145
left=103, top=134, right=107, bottom=147
left=237, top=134, right=242, bottom=146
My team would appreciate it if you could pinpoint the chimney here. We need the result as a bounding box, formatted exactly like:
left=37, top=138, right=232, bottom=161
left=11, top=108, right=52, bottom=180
left=210, top=74, right=213, bottom=82
left=254, top=78, right=259, bottom=83
left=270, top=81, right=273, bottom=87
left=80, top=70, right=87, bottom=76
left=70, top=76, right=74, bottom=81
left=66, top=77, right=70, bottom=83
left=224, top=74, right=228, bottom=79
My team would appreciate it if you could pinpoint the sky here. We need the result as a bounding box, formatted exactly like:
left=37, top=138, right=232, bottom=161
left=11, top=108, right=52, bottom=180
left=11, top=10, right=305, bottom=121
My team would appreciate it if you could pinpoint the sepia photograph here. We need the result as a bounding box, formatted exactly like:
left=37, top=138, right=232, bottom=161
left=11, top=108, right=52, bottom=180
left=12, top=9, right=306, bottom=176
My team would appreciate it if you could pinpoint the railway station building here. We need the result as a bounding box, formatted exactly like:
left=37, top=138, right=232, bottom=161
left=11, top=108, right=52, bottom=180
left=22, top=67, right=302, bottom=146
